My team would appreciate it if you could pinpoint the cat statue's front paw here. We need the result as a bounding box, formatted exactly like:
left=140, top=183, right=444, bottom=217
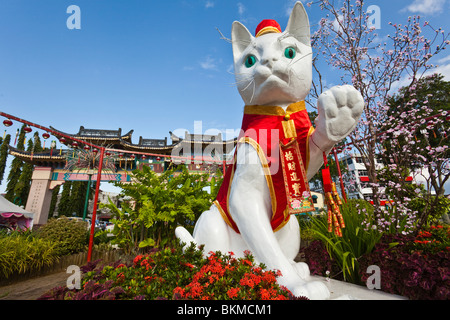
left=315, top=84, right=364, bottom=144
left=292, top=281, right=330, bottom=300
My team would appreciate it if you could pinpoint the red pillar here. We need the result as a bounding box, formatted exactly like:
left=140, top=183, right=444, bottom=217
left=87, top=147, right=105, bottom=262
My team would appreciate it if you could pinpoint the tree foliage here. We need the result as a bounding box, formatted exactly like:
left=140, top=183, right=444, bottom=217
left=5, top=125, right=26, bottom=203
left=101, top=165, right=222, bottom=253
left=308, top=0, right=449, bottom=220
left=0, top=134, right=11, bottom=185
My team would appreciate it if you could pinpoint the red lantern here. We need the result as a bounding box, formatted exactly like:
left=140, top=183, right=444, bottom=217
left=93, top=148, right=98, bottom=154
left=130, top=154, right=135, bottom=159
left=59, top=137, right=67, bottom=144
left=42, top=132, right=50, bottom=139
left=72, top=141, right=78, bottom=148
left=84, top=145, right=90, bottom=151
left=24, top=126, right=32, bottom=133
left=141, top=155, right=147, bottom=160
left=156, top=156, right=161, bottom=161
left=106, top=151, right=111, bottom=156
left=119, top=153, right=124, bottom=158
left=3, top=119, right=13, bottom=127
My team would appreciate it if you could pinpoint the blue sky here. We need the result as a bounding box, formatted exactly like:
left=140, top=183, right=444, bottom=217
left=0, top=0, right=449, bottom=194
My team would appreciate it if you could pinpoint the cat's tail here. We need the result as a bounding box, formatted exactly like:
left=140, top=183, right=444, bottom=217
left=175, top=226, right=197, bottom=250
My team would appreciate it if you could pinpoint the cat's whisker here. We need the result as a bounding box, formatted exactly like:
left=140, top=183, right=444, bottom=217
left=241, top=78, right=255, bottom=93
left=249, top=80, right=256, bottom=105
left=229, top=77, right=253, bottom=87
left=288, top=52, right=313, bottom=67
left=231, top=39, right=253, bottom=47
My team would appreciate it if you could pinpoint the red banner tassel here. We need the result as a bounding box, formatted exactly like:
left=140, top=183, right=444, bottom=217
left=322, top=152, right=345, bottom=236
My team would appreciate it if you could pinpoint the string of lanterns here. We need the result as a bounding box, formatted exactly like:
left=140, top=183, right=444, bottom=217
left=1, top=116, right=223, bottom=172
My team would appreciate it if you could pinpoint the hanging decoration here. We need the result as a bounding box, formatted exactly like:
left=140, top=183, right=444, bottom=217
left=64, top=145, right=115, bottom=173
left=14, top=128, right=19, bottom=146
left=3, top=119, right=13, bottom=127
left=42, top=132, right=50, bottom=149
left=59, top=137, right=66, bottom=155
left=322, top=152, right=345, bottom=237
left=50, top=140, right=56, bottom=157
left=118, top=153, right=124, bottom=168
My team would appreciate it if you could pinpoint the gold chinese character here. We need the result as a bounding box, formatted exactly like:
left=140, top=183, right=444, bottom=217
left=292, top=183, right=302, bottom=195
left=287, top=162, right=296, bottom=171
left=285, top=151, right=294, bottom=161
left=290, top=172, right=300, bottom=182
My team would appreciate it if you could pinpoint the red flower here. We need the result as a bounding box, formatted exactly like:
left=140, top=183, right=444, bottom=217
left=259, top=288, right=270, bottom=300
left=227, top=287, right=240, bottom=299
left=242, top=259, right=253, bottom=266
left=133, top=255, right=143, bottom=265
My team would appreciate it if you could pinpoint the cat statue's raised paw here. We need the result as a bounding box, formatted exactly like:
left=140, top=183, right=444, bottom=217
left=176, top=1, right=363, bottom=300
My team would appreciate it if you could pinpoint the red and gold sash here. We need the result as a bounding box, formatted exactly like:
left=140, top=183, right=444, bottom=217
left=214, top=101, right=315, bottom=233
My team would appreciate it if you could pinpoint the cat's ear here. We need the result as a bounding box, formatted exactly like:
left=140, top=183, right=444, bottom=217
left=231, top=21, right=253, bottom=64
left=286, top=1, right=311, bottom=46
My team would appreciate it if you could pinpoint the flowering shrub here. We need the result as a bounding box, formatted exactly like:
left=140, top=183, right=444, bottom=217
left=303, top=224, right=449, bottom=300
left=39, top=243, right=304, bottom=300
left=359, top=232, right=449, bottom=300
left=172, top=250, right=291, bottom=300
left=412, top=225, right=450, bottom=253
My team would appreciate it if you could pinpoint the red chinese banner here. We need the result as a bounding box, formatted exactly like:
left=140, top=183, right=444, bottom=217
left=279, top=139, right=314, bottom=214
left=322, top=152, right=345, bottom=237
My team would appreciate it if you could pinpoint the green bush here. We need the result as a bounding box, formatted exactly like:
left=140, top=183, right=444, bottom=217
left=0, top=231, right=58, bottom=278
left=308, top=199, right=382, bottom=284
left=101, top=165, right=222, bottom=253
left=37, top=218, right=89, bottom=256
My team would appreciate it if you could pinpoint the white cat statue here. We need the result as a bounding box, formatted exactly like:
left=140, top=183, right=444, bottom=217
left=176, top=2, right=363, bottom=300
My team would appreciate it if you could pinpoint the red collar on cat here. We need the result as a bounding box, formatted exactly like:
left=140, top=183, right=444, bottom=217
left=255, top=19, right=282, bottom=37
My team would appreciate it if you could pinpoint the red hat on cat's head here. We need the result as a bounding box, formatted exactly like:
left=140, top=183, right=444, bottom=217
left=255, top=19, right=282, bottom=37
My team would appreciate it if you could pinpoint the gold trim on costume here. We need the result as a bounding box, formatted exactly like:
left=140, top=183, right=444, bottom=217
left=214, top=200, right=234, bottom=229
left=305, top=126, right=315, bottom=172
left=282, top=119, right=297, bottom=139
left=244, top=101, right=306, bottom=117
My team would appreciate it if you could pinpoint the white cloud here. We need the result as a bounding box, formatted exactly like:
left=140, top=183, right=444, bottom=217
left=389, top=54, right=450, bottom=93
left=237, top=2, right=246, bottom=16
left=426, top=59, right=450, bottom=79
left=284, top=0, right=299, bottom=16
left=205, top=1, right=214, bottom=9
left=437, top=54, right=450, bottom=64
left=200, top=56, right=218, bottom=71
left=403, top=0, right=446, bottom=15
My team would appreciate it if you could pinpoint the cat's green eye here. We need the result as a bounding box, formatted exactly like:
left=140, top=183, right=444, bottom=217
left=284, top=47, right=296, bottom=59
left=244, top=55, right=257, bottom=68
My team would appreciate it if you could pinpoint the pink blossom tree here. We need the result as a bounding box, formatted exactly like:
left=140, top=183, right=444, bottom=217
left=379, top=74, right=449, bottom=229
left=307, top=0, right=449, bottom=230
